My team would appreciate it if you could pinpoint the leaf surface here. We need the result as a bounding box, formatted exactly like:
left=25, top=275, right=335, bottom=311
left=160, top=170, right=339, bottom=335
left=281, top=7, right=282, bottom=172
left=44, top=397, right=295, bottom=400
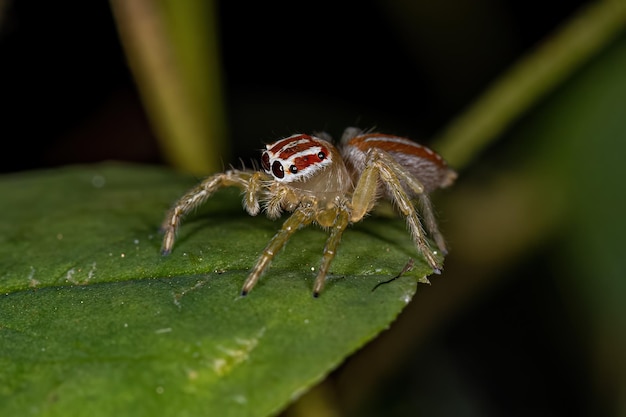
left=0, top=164, right=433, bottom=417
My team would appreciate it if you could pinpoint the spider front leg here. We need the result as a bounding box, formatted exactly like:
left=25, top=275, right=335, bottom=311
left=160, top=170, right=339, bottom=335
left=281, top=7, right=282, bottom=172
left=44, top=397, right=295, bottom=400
left=350, top=149, right=443, bottom=273
left=240, top=206, right=316, bottom=295
left=161, top=170, right=266, bottom=255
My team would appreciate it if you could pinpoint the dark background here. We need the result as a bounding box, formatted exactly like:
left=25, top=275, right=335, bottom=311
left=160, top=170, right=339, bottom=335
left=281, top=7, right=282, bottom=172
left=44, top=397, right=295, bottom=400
left=2, top=1, right=609, bottom=416
left=1, top=0, right=585, bottom=172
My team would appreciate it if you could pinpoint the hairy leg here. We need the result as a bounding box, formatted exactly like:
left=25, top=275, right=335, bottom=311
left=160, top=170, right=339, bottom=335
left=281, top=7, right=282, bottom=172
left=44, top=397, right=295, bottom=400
left=241, top=206, right=315, bottom=295
left=417, top=194, right=448, bottom=255
left=161, top=170, right=261, bottom=255
left=351, top=149, right=442, bottom=272
left=313, top=209, right=350, bottom=297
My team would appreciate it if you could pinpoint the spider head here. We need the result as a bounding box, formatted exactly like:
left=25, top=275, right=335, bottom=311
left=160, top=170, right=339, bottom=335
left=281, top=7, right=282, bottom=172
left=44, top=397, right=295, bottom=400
left=261, top=134, right=333, bottom=183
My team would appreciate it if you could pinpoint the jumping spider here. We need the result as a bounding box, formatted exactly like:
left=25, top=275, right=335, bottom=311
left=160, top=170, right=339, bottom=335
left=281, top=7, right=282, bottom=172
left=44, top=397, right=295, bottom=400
left=161, top=127, right=456, bottom=297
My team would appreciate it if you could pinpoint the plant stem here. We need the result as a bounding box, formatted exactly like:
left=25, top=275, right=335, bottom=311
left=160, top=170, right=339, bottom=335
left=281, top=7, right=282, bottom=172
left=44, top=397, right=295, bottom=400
left=110, top=0, right=228, bottom=174
left=432, top=0, right=626, bottom=170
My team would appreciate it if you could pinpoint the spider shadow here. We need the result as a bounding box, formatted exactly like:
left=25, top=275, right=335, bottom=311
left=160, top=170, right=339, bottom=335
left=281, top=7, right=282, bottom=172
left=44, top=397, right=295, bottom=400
left=162, top=206, right=278, bottom=252
left=151, top=186, right=278, bottom=254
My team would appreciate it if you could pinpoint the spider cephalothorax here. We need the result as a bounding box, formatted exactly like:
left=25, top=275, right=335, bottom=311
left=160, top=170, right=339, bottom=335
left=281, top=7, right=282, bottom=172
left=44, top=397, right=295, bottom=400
left=161, top=127, right=456, bottom=297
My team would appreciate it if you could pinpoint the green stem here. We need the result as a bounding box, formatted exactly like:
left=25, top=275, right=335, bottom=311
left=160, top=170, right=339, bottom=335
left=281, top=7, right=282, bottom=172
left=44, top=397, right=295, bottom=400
left=432, top=0, right=626, bottom=170
left=110, top=0, right=228, bottom=174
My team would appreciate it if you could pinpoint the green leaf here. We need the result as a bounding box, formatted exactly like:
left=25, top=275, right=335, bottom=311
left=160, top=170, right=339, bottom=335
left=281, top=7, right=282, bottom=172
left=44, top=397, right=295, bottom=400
left=0, top=163, right=434, bottom=416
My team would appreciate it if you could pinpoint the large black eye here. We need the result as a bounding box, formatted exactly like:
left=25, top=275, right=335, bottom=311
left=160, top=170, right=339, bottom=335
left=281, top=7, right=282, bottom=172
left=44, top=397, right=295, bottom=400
left=272, top=160, right=284, bottom=178
left=289, top=165, right=298, bottom=174
left=318, top=151, right=326, bottom=160
left=261, top=152, right=270, bottom=171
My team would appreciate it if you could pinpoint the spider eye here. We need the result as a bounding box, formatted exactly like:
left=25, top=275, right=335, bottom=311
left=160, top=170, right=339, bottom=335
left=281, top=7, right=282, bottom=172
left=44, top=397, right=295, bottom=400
left=271, top=160, right=284, bottom=178
left=318, top=151, right=326, bottom=160
left=289, top=165, right=298, bottom=174
left=261, top=152, right=270, bottom=171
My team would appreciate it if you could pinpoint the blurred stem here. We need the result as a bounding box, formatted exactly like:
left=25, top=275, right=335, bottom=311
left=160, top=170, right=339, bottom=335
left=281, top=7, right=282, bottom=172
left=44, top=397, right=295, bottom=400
left=333, top=3, right=625, bottom=414
left=110, top=0, right=227, bottom=174
left=432, top=0, right=626, bottom=170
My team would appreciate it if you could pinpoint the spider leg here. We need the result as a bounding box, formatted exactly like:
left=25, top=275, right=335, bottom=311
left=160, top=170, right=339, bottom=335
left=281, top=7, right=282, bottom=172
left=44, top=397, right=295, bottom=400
left=264, top=184, right=292, bottom=219
left=241, top=206, right=315, bottom=295
left=313, top=209, right=350, bottom=297
left=417, top=193, right=448, bottom=255
left=161, top=170, right=264, bottom=255
left=369, top=151, right=447, bottom=255
left=242, top=171, right=270, bottom=215
left=351, top=149, right=442, bottom=273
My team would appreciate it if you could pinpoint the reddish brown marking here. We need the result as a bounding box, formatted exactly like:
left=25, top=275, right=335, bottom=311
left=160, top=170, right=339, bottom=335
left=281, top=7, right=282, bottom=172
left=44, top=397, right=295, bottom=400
left=268, top=134, right=312, bottom=155
left=280, top=141, right=319, bottom=159
left=349, top=133, right=447, bottom=168
left=292, top=152, right=325, bottom=171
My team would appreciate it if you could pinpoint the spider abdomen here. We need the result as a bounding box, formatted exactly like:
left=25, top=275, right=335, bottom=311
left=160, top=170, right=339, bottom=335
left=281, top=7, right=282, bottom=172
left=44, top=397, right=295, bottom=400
left=341, top=132, right=456, bottom=194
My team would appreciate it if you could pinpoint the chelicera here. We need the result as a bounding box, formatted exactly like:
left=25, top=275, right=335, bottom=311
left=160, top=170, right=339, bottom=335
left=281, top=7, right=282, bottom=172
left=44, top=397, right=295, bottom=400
left=161, top=127, right=457, bottom=297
